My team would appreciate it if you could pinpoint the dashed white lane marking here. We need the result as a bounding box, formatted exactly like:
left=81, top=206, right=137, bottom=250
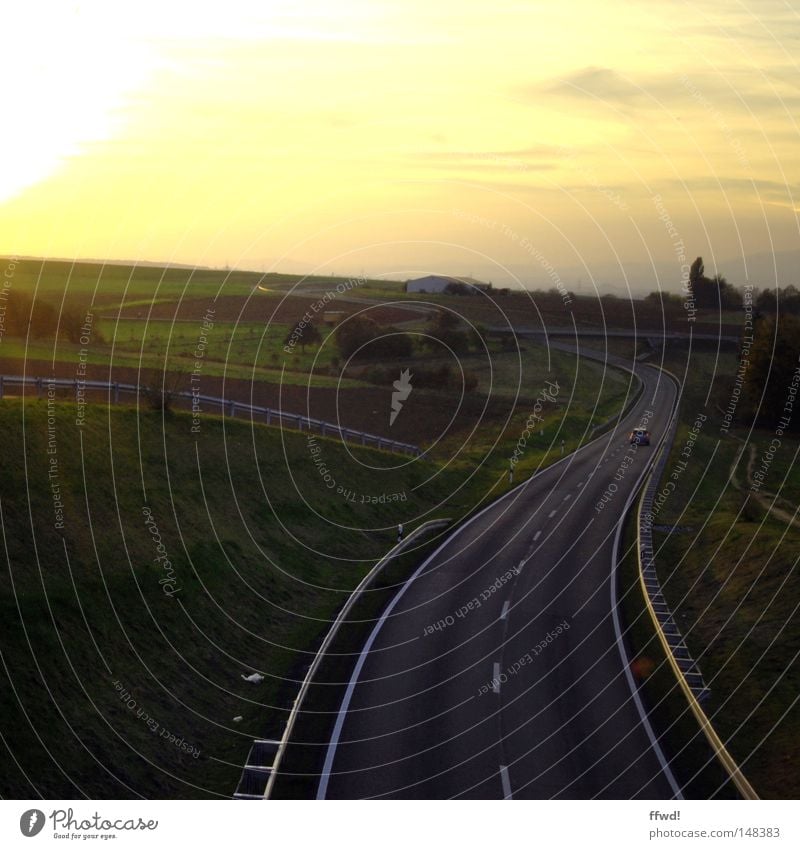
left=518, top=559, right=526, bottom=571
left=548, top=509, right=557, bottom=518
left=533, top=530, right=542, bottom=542
left=500, top=600, right=510, bottom=620
left=492, top=663, right=501, bottom=693
left=563, top=493, right=572, bottom=501
left=500, top=765, right=513, bottom=799
left=577, top=481, right=584, bottom=487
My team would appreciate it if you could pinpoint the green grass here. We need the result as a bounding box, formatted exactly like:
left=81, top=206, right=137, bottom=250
left=0, top=323, right=359, bottom=389
left=96, top=318, right=352, bottom=385
left=620, top=343, right=800, bottom=799
left=9, top=257, right=784, bottom=799
left=6, top=258, right=398, bottom=305
left=0, top=398, right=476, bottom=798
left=617, top=514, right=738, bottom=799
left=0, top=351, right=631, bottom=798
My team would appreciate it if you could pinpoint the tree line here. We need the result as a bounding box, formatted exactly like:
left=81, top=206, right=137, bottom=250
left=2, top=292, right=104, bottom=343
left=283, top=311, right=486, bottom=362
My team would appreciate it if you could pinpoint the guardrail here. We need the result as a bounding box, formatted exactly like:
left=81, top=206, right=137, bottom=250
left=635, top=368, right=758, bottom=800
left=0, top=374, right=421, bottom=457
left=232, top=517, right=452, bottom=800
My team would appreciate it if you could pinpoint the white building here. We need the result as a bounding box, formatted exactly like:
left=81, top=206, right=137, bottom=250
left=405, top=275, right=491, bottom=294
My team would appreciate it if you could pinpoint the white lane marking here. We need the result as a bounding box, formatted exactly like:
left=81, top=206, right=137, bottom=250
left=609, top=392, right=684, bottom=800
left=577, top=481, right=584, bottom=487
left=563, top=493, right=572, bottom=501
left=500, top=765, right=513, bottom=799
left=316, top=361, right=644, bottom=799
left=492, top=662, right=501, bottom=693
left=518, top=559, right=526, bottom=571
left=533, top=530, right=542, bottom=542
left=500, top=600, right=510, bottom=620
left=548, top=509, right=557, bottom=518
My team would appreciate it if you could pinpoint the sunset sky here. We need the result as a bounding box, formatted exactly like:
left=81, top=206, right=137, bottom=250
left=1, top=0, right=798, bottom=293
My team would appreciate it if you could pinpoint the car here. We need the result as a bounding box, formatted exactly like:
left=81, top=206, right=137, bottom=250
left=629, top=428, right=651, bottom=446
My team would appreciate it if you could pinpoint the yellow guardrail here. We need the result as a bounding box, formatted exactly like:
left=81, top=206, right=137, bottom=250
left=636, top=366, right=758, bottom=800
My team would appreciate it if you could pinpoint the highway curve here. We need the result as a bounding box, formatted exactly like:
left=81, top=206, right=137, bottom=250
left=318, top=348, right=681, bottom=799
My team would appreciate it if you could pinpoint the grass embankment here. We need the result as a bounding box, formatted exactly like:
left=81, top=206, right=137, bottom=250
left=0, top=258, right=645, bottom=798
left=0, top=337, right=631, bottom=799
left=618, top=344, right=799, bottom=799
left=0, top=399, right=468, bottom=798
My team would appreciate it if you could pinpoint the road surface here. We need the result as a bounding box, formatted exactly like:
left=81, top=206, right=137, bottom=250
left=318, top=349, right=680, bottom=799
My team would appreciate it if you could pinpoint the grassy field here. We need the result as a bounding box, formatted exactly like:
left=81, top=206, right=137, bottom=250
left=616, top=341, right=800, bottom=799
left=0, top=398, right=482, bottom=798
left=5, top=257, right=791, bottom=800
left=0, top=330, right=633, bottom=799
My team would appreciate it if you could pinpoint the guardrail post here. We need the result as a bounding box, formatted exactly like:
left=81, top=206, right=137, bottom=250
left=0, top=376, right=4, bottom=399
left=36, top=377, right=43, bottom=398
left=113, top=382, right=120, bottom=403
left=266, top=409, right=272, bottom=425
left=321, top=423, right=327, bottom=437
left=228, top=401, right=235, bottom=417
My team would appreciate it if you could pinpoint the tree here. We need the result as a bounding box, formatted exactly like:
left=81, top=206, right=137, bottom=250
left=469, top=322, right=488, bottom=351
left=644, top=290, right=682, bottom=306
left=141, top=368, right=187, bottom=413
left=430, top=309, right=460, bottom=330
left=689, top=257, right=715, bottom=307
left=284, top=319, right=321, bottom=353
left=5, top=291, right=33, bottom=336
left=334, top=316, right=380, bottom=360
left=743, top=314, right=800, bottom=429
left=687, top=258, right=742, bottom=309
left=60, top=302, right=106, bottom=344
left=367, top=330, right=413, bottom=360
left=755, top=285, right=800, bottom=316
left=424, top=310, right=471, bottom=354
left=712, top=274, right=743, bottom=310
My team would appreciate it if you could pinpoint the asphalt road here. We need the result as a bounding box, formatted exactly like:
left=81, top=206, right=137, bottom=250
left=319, top=349, right=681, bottom=799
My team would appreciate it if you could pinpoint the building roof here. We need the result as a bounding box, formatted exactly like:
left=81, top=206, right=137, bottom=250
left=407, top=274, right=491, bottom=289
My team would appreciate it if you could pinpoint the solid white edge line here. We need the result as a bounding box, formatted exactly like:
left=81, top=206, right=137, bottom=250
left=500, top=765, right=513, bottom=799
left=316, top=361, right=647, bottom=799
left=609, top=374, right=684, bottom=801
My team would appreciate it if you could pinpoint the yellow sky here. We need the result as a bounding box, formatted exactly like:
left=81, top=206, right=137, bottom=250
left=1, top=0, right=798, bottom=292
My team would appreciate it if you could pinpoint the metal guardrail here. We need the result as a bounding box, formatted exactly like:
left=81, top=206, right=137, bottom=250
left=0, top=374, right=421, bottom=457
left=232, top=518, right=452, bottom=800
left=635, top=368, right=759, bottom=800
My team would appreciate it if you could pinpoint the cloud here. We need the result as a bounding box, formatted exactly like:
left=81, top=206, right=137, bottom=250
left=529, top=64, right=800, bottom=119
left=651, top=175, right=798, bottom=202
left=410, top=146, right=559, bottom=174
left=542, top=66, right=657, bottom=104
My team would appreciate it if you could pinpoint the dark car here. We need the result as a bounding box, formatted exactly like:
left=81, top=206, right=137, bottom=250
left=629, top=427, right=651, bottom=446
